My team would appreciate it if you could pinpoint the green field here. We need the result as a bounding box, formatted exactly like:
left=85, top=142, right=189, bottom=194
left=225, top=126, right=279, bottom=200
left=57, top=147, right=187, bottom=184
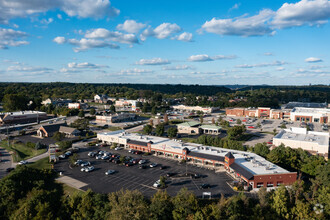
left=61, top=183, right=85, bottom=197
left=26, top=157, right=52, bottom=170
left=0, top=140, right=47, bottom=162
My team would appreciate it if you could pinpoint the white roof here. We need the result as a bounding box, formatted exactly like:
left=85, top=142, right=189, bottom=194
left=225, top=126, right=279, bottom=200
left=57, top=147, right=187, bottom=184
left=291, top=107, right=330, bottom=114
left=1, top=111, right=46, bottom=116
left=274, top=127, right=329, bottom=146
left=98, top=130, right=291, bottom=176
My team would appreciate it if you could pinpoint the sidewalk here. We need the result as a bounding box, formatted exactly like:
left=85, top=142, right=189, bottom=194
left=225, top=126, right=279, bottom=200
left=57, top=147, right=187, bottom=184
left=57, top=175, right=88, bottom=189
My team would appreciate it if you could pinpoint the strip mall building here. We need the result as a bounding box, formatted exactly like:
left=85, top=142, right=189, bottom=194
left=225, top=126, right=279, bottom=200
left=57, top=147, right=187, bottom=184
left=226, top=107, right=329, bottom=124
left=97, top=130, right=297, bottom=189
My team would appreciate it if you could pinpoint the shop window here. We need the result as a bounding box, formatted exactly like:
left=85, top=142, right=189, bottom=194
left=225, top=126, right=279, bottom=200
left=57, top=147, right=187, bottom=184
left=257, top=183, right=264, bottom=188
left=296, top=117, right=300, bottom=121
left=314, top=118, right=319, bottom=123
left=267, top=182, right=274, bottom=187
left=306, top=118, right=310, bottom=122
left=277, top=181, right=283, bottom=186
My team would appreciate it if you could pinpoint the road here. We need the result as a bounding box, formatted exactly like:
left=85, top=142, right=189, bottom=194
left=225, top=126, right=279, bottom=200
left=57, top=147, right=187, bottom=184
left=0, top=147, right=12, bottom=178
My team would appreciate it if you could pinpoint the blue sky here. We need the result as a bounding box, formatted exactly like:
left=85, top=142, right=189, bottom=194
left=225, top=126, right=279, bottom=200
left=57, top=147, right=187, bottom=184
left=0, top=0, right=329, bottom=85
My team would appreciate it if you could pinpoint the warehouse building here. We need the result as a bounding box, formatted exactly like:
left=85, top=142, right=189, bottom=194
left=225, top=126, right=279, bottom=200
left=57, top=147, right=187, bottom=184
left=97, top=130, right=297, bottom=189
left=96, top=113, right=136, bottom=123
left=0, top=111, right=47, bottom=125
left=172, top=105, right=219, bottom=113
left=273, top=127, right=329, bottom=159
left=289, top=107, right=329, bottom=123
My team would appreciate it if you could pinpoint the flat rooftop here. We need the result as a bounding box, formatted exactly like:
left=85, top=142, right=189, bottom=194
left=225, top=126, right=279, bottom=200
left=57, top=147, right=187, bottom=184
left=1, top=111, right=46, bottom=116
left=274, top=128, right=329, bottom=146
left=98, top=130, right=291, bottom=176
left=291, top=107, right=330, bottom=114
left=283, top=102, right=327, bottom=109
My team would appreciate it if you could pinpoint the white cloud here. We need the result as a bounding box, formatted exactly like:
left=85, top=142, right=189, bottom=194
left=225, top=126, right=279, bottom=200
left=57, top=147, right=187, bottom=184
left=264, top=52, right=273, bottom=56
left=236, top=60, right=287, bottom=68
left=136, top=58, right=170, bottom=65
left=188, top=54, right=213, bottom=62
left=229, top=3, right=241, bottom=11
left=84, top=28, right=139, bottom=44
left=57, top=14, right=62, bottom=19
left=0, top=28, right=29, bottom=49
left=272, top=0, right=330, bottom=28
left=116, top=20, right=146, bottom=33
left=67, top=38, right=119, bottom=52
left=67, top=62, right=108, bottom=69
left=201, top=0, right=330, bottom=37
left=40, top=18, right=53, bottom=25
left=117, top=68, right=154, bottom=75
left=53, top=36, right=66, bottom=44
left=276, top=67, right=285, bottom=71
left=163, top=65, right=194, bottom=70
left=201, top=9, right=275, bottom=36
left=140, top=23, right=182, bottom=41
left=305, top=57, right=323, bottom=63
left=6, top=64, right=53, bottom=76
left=173, top=32, right=193, bottom=42
left=0, top=0, right=119, bottom=24
left=188, top=54, right=236, bottom=62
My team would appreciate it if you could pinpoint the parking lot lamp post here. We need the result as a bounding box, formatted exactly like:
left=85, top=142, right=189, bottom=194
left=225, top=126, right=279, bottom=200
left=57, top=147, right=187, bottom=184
left=7, top=125, right=9, bottom=147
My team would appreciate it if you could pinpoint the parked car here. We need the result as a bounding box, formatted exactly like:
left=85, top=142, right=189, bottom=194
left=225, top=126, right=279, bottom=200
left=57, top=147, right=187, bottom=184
left=95, top=155, right=103, bottom=160
left=125, top=162, right=133, bottom=167
left=134, top=151, right=142, bottom=155
left=59, top=154, right=66, bottom=159
left=101, top=155, right=110, bottom=160
left=85, top=166, right=95, bottom=172
left=18, top=160, right=28, bottom=165
left=88, top=152, right=97, bottom=157
left=80, top=161, right=91, bottom=167
left=247, top=126, right=255, bottom=129
left=105, top=170, right=116, bottom=175
left=150, top=163, right=158, bottom=168
left=114, top=159, right=120, bottom=164
left=166, top=172, right=175, bottom=177
left=159, top=165, right=168, bottom=170
left=6, top=167, right=14, bottom=172
left=115, top=147, right=123, bottom=150
left=139, top=164, right=147, bottom=169
left=128, top=149, right=136, bottom=154
left=153, top=180, right=161, bottom=188
left=65, top=151, right=72, bottom=156
left=139, top=159, right=147, bottom=164
left=132, top=159, right=140, bottom=164
left=200, top=183, right=211, bottom=189
left=74, top=160, right=83, bottom=166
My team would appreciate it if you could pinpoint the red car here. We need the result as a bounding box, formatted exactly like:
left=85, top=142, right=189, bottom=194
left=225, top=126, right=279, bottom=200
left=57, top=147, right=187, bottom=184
left=267, top=141, right=273, bottom=145
left=248, top=126, right=255, bottom=129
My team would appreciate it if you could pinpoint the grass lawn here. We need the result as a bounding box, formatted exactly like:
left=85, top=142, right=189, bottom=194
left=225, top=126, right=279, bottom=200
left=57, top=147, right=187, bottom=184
left=179, top=137, right=197, bottom=143
left=61, top=183, right=85, bottom=197
left=107, top=126, right=122, bottom=131
left=237, top=133, right=256, bottom=141
left=0, top=140, right=47, bottom=162
left=26, top=157, right=52, bottom=170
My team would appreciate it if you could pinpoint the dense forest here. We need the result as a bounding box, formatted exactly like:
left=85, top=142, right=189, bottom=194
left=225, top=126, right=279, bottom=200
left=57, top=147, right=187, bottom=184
left=0, top=83, right=329, bottom=112
left=0, top=165, right=328, bottom=220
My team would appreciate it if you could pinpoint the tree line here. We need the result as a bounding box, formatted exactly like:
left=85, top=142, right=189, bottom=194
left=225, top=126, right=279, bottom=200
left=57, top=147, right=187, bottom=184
left=0, top=165, right=328, bottom=219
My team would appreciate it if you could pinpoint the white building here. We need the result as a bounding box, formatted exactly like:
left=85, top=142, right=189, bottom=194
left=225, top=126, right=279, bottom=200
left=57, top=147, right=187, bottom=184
left=0, top=111, right=47, bottom=124
left=96, top=113, right=136, bottom=123
left=115, top=99, right=139, bottom=111
left=289, top=107, right=330, bottom=124
left=273, top=127, right=329, bottom=158
left=172, top=105, right=219, bottom=113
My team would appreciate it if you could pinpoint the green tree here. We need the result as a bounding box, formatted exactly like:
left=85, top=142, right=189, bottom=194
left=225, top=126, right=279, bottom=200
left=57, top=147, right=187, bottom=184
left=172, top=188, right=199, bottom=220
left=151, top=106, right=157, bottom=115
left=90, top=108, right=96, bottom=115
left=273, top=128, right=277, bottom=135
left=143, top=125, right=153, bottom=135
left=270, top=186, right=291, bottom=219
left=2, top=94, right=28, bottom=111
left=52, top=131, right=65, bottom=142
left=155, top=123, right=165, bottom=136
left=78, top=110, right=85, bottom=118
left=236, top=119, right=242, bottom=124
left=167, top=127, right=178, bottom=138
left=58, top=140, right=72, bottom=151
left=110, top=105, right=116, bottom=112
left=200, top=116, right=203, bottom=124
left=159, top=176, right=166, bottom=188
left=149, top=191, right=173, bottom=220
left=253, top=143, right=270, bottom=158
left=69, top=153, right=78, bottom=166
left=280, top=123, right=287, bottom=129
left=227, top=125, right=246, bottom=140
left=108, top=189, right=148, bottom=220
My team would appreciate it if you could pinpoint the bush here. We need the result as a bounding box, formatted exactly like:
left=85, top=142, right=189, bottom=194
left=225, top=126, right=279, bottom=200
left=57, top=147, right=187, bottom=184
left=35, top=142, right=46, bottom=150
left=26, top=142, right=36, bottom=149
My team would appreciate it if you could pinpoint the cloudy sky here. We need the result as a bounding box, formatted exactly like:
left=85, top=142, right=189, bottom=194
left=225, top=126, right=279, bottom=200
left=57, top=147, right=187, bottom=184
left=0, top=0, right=329, bottom=85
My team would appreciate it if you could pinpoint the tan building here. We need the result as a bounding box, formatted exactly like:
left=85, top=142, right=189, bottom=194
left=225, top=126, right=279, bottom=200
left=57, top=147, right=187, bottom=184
left=172, top=105, right=219, bottom=113
left=96, top=113, right=136, bottom=123
left=0, top=111, right=47, bottom=125
left=177, top=121, right=200, bottom=134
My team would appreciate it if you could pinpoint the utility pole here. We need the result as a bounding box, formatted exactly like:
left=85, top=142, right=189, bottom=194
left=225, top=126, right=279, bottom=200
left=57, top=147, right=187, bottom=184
left=7, top=125, right=9, bottom=148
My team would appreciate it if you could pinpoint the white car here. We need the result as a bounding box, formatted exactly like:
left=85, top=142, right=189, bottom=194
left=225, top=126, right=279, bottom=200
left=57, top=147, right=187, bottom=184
left=153, top=180, right=161, bottom=188
left=80, top=161, right=91, bottom=167
left=105, top=170, right=116, bottom=175
left=150, top=163, right=158, bottom=168
left=95, top=155, right=102, bottom=160
left=85, top=166, right=95, bottom=172
left=75, top=160, right=83, bottom=166
left=115, top=147, right=122, bottom=150
left=81, top=167, right=87, bottom=172
left=139, top=160, right=147, bottom=164
left=18, top=160, right=28, bottom=165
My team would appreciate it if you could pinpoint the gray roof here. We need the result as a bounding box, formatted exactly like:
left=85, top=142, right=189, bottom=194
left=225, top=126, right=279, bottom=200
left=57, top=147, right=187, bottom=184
left=59, top=126, right=80, bottom=134
left=188, top=151, right=224, bottom=162
left=230, top=162, right=254, bottom=180
left=40, top=123, right=66, bottom=135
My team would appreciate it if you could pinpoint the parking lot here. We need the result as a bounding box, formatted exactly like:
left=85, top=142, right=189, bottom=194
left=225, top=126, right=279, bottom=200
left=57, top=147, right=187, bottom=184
left=55, top=147, right=235, bottom=198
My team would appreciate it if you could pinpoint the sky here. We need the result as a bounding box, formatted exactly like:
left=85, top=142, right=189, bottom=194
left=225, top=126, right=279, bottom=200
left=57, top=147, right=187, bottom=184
left=0, top=0, right=329, bottom=85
